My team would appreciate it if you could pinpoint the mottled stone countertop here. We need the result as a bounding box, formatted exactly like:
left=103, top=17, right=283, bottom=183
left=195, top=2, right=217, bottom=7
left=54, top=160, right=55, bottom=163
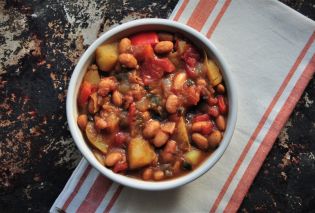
left=0, top=0, right=314, bottom=212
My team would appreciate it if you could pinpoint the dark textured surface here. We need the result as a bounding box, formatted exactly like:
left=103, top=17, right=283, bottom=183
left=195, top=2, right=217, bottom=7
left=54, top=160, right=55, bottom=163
left=240, top=77, right=315, bottom=213
left=0, top=1, right=177, bottom=212
left=0, top=0, right=313, bottom=212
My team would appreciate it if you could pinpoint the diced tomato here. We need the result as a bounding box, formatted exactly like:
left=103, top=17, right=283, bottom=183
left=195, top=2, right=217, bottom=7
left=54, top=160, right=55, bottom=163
left=128, top=102, right=136, bottom=123
left=78, top=81, right=93, bottom=107
left=208, top=97, right=218, bottom=106
left=184, top=85, right=200, bottom=106
left=168, top=114, right=180, bottom=122
left=201, top=121, right=213, bottom=135
left=186, top=57, right=197, bottom=67
left=130, top=32, right=159, bottom=46
left=140, top=57, right=175, bottom=85
left=193, top=114, right=209, bottom=122
left=154, top=57, right=175, bottom=73
left=208, top=106, right=219, bottom=118
left=141, top=59, right=164, bottom=85
left=217, top=95, right=227, bottom=114
left=113, top=161, right=128, bottom=173
left=181, top=45, right=200, bottom=67
left=185, top=64, right=198, bottom=78
left=181, top=44, right=201, bottom=78
left=114, top=132, right=128, bottom=147
left=91, top=86, right=98, bottom=93
left=132, top=44, right=154, bottom=62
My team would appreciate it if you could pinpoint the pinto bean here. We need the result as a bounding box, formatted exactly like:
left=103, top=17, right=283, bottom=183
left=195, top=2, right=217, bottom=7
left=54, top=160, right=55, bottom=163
left=77, top=114, right=88, bottom=130
left=172, top=160, right=182, bottom=174
left=216, top=115, right=226, bottom=131
left=112, top=90, right=123, bottom=106
left=192, top=133, right=209, bottom=150
left=160, top=122, right=176, bottom=134
left=166, top=94, right=179, bottom=114
left=95, top=116, right=108, bottom=129
left=105, top=152, right=122, bottom=167
left=173, top=72, right=187, bottom=90
left=119, top=38, right=131, bottom=53
left=142, top=168, right=153, bottom=180
left=153, top=130, right=169, bottom=147
left=161, top=140, right=177, bottom=163
left=142, top=111, right=151, bottom=121
left=154, top=41, right=174, bottom=54
left=153, top=170, right=165, bottom=181
left=98, top=77, right=117, bottom=96
left=143, top=120, right=160, bottom=138
left=118, top=53, right=137, bottom=69
left=216, top=84, right=225, bottom=94
left=208, top=130, right=222, bottom=149
left=191, top=121, right=210, bottom=132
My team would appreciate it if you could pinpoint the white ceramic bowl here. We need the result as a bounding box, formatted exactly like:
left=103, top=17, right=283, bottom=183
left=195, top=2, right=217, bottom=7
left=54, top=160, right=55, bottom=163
left=66, top=18, right=237, bottom=190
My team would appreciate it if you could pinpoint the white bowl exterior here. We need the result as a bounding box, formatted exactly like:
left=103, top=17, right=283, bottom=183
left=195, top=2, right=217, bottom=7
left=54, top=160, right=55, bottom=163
left=66, top=18, right=237, bottom=190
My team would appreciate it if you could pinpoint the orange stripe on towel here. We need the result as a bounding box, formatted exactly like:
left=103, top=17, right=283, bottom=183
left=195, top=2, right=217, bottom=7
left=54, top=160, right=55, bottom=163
left=210, top=31, right=315, bottom=213
left=186, top=0, right=219, bottom=31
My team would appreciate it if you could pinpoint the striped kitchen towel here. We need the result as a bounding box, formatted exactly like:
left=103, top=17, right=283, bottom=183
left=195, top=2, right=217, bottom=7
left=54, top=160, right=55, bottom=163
left=51, top=0, right=315, bottom=212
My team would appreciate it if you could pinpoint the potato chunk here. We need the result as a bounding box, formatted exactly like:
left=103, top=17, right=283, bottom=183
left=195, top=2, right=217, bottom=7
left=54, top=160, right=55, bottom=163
left=128, top=137, right=156, bottom=169
left=205, top=59, right=222, bottom=86
left=106, top=113, right=120, bottom=132
left=174, top=117, right=191, bottom=150
left=204, top=52, right=222, bottom=86
left=95, top=43, right=118, bottom=71
left=184, top=149, right=203, bottom=166
left=83, top=65, right=100, bottom=86
left=86, top=122, right=109, bottom=154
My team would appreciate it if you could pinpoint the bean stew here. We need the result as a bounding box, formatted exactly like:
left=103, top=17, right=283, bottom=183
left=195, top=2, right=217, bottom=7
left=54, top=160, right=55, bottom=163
left=77, top=31, right=228, bottom=181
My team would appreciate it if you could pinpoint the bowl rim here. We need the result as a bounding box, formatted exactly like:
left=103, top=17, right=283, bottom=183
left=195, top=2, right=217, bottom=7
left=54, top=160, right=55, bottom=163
left=66, top=18, right=237, bottom=191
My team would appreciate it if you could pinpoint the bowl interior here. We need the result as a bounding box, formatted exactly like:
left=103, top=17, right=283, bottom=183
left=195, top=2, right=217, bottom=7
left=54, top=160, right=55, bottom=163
left=67, top=18, right=237, bottom=190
